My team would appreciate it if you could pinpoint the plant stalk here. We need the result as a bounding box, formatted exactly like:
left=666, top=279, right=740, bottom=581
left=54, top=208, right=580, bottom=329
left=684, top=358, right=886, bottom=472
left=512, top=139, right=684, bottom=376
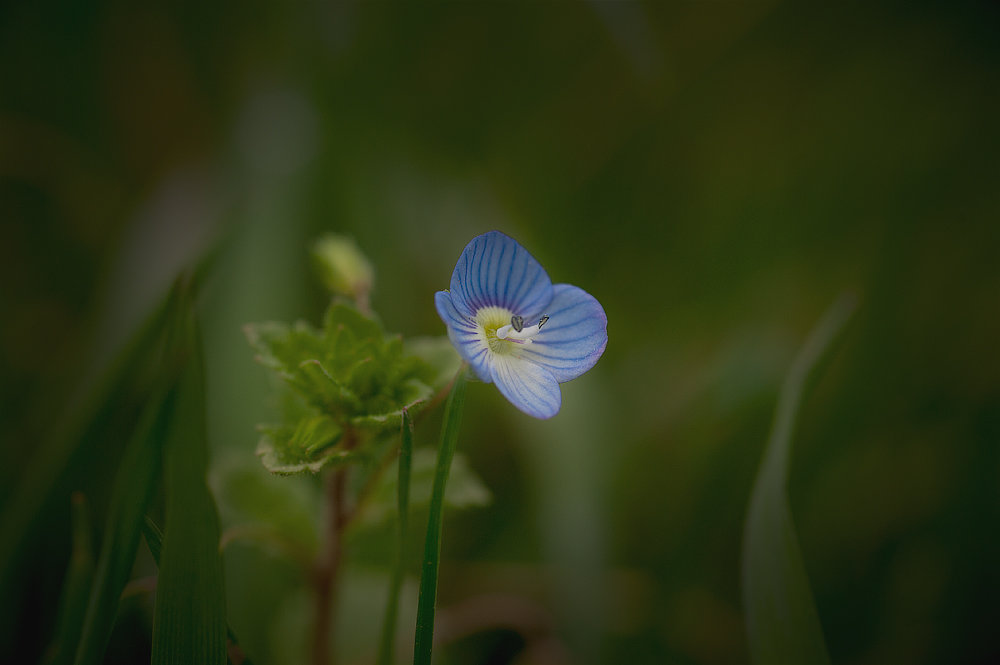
left=312, top=429, right=356, bottom=665
left=413, top=368, right=468, bottom=665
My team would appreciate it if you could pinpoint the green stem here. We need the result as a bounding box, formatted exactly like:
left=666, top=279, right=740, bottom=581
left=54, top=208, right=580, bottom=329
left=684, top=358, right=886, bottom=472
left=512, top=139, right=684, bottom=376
left=413, top=368, right=468, bottom=665
left=377, top=409, right=415, bottom=665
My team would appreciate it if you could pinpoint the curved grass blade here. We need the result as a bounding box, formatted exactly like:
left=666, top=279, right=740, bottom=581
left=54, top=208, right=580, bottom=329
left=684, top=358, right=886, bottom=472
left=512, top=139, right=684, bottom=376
left=42, top=494, right=94, bottom=665
left=151, top=296, right=227, bottom=665
left=0, top=247, right=221, bottom=596
left=0, top=288, right=172, bottom=601
left=741, top=294, right=855, bottom=665
left=72, top=382, right=177, bottom=665
left=377, top=409, right=414, bottom=665
left=413, top=368, right=467, bottom=665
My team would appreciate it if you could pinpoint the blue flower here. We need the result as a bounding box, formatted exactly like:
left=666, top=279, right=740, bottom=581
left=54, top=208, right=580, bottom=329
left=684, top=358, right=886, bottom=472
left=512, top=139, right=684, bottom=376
left=435, top=231, right=607, bottom=419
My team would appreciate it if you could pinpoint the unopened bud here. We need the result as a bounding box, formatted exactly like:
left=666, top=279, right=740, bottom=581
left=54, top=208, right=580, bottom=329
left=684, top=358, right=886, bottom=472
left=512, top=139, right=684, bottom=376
left=311, top=234, right=374, bottom=302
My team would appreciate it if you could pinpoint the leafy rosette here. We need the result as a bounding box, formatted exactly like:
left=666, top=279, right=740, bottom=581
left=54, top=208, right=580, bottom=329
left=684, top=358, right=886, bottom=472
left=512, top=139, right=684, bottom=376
left=246, top=303, right=459, bottom=474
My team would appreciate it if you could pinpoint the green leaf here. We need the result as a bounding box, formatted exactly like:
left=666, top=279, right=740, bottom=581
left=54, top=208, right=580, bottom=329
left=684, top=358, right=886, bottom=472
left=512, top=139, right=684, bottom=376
left=256, top=415, right=354, bottom=475
left=210, top=457, right=320, bottom=556
left=151, top=295, right=227, bottom=665
left=323, top=301, right=384, bottom=346
left=246, top=303, right=450, bottom=478
left=141, top=517, right=164, bottom=564
left=73, top=383, right=177, bottom=665
left=349, top=379, right=434, bottom=430
left=42, top=494, right=94, bottom=665
left=741, top=294, right=855, bottom=665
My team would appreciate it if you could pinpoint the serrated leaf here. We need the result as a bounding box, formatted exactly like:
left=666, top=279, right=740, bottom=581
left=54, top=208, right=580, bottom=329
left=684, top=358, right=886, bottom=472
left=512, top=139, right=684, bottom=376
left=349, top=379, right=434, bottom=430
left=323, top=302, right=383, bottom=345
left=741, top=295, right=854, bottom=665
left=256, top=415, right=354, bottom=475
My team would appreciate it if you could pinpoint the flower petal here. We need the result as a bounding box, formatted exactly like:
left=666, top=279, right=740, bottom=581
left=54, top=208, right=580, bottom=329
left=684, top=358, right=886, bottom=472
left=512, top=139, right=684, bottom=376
left=448, top=231, right=554, bottom=319
left=434, top=291, right=492, bottom=382
left=490, top=354, right=561, bottom=419
left=518, top=284, right=607, bottom=383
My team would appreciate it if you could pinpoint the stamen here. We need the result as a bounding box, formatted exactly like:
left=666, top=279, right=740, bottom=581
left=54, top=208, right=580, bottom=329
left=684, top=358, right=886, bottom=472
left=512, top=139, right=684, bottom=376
left=492, top=314, right=551, bottom=345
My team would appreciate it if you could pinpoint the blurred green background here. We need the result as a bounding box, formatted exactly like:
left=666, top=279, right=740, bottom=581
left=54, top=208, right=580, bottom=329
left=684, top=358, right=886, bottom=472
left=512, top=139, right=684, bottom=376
left=2, top=1, right=999, bottom=663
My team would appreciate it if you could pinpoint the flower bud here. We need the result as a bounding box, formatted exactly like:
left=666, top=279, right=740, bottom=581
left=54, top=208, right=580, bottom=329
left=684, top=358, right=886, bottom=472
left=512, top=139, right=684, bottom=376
left=311, top=234, right=374, bottom=301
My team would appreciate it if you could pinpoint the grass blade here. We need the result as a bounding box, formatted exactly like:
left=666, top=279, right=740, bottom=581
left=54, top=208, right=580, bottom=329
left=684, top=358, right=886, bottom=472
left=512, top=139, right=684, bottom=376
left=151, top=295, right=227, bottom=665
left=413, top=368, right=467, bottom=665
left=377, top=409, right=415, bottom=665
left=0, top=247, right=222, bottom=597
left=0, top=290, right=172, bottom=600
left=42, top=494, right=95, bottom=665
left=741, top=294, right=855, bottom=665
left=143, top=517, right=254, bottom=665
left=72, top=383, right=177, bottom=665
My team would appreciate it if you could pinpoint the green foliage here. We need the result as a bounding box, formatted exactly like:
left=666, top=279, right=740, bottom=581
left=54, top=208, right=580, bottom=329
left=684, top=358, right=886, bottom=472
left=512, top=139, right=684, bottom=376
left=143, top=518, right=255, bottom=665
left=151, top=302, right=227, bottom=665
left=42, top=495, right=94, bottom=665
left=210, top=459, right=320, bottom=558
left=0, top=287, right=174, bottom=600
left=256, top=416, right=350, bottom=475
left=246, top=301, right=458, bottom=475
left=73, top=383, right=177, bottom=665
left=742, top=295, right=855, bottom=665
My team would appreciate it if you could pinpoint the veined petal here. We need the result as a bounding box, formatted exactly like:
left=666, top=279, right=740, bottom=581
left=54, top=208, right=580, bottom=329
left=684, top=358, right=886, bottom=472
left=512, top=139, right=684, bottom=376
left=490, top=354, right=561, bottom=419
left=434, top=291, right=492, bottom=382
left=519, top=284, right=607, bottom=382
left=448, top=231, right=554, bottom=319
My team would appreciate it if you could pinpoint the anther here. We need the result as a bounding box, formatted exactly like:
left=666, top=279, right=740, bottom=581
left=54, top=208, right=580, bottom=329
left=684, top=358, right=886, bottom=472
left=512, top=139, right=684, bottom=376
left=537, top=315, right=549, bottom=330
left=511, top=315, right=524, bottom=332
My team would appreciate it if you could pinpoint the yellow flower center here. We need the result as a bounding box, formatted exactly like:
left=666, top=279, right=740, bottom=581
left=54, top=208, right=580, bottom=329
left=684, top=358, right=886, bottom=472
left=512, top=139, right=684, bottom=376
left=476, top=306, right=549, bottom=355
left=475, top=306, right=518, bottom=355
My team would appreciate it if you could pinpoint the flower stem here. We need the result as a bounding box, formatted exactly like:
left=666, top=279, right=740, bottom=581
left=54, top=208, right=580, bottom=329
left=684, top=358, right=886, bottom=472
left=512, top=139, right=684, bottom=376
left=312, top=428, right=357, bottom=665
left=413, top=367, right=468, bottom=665
left=376, top=409, right=415, bottom=665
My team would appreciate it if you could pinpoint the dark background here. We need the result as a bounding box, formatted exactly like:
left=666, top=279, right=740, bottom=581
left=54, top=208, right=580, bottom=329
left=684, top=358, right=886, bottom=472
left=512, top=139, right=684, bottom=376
left=2, top=2, right=998, bottom=663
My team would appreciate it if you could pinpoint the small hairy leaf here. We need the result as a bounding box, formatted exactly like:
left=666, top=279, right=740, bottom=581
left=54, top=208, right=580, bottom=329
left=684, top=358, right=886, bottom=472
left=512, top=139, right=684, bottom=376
left=246, top=302, right=448, bottom=476
left=256, top=416, right=353, bottom=475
